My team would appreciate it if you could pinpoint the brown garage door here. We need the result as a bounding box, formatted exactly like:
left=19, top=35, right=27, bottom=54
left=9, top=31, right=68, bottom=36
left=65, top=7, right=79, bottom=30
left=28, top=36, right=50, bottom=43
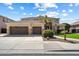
left=10, top=26, right=28, bottom=35
left=32, top=27, right=42, bottom=34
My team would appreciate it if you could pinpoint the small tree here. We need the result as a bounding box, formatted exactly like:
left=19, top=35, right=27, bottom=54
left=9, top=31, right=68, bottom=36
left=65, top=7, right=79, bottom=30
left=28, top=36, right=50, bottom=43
left=63, top=23, right=70, bottom=40
left=59, top=23, right=71, bottom=41
left=62, top=23, right=71, bottom=33
left=56, top=25, right=61, bottom=34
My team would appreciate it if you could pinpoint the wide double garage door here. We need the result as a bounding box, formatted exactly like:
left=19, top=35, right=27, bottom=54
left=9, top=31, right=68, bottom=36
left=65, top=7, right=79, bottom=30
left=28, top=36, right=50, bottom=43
left=10, top=26, right=42, bottom=35
left=10, top=26, right=28, bottom=35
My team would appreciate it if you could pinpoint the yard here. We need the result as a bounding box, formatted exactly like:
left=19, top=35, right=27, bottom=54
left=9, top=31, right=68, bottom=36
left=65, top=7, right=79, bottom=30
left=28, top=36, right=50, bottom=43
left=59, top=33, right=79, bottom=39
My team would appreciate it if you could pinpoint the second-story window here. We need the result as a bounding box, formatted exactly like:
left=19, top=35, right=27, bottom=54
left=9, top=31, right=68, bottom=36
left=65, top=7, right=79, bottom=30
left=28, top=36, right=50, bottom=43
left=3, top=18, right=5, bottom=22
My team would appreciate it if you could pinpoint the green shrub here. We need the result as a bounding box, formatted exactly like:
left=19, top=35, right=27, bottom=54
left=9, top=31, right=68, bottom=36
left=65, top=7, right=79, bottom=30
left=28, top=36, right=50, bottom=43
left=42, top=30, right=54, bottom=38
left=57, top=30, right=62, bottom=34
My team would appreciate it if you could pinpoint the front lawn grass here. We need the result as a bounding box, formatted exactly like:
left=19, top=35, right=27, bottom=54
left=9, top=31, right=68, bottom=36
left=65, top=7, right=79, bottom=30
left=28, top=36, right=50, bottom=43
left=59, top=33, right=79, bottom=39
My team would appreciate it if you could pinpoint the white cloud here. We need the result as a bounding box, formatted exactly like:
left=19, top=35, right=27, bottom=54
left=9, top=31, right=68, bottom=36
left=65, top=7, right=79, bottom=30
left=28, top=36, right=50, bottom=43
left=34, top=3, right=58, bottom=12
left=44, top=3, right=58, bottom=9
left=34, top=3, right=40, bottom=8
left=62, top=13, right=68, bottom=16
left=30, top=13, right=32, bottom=15
left=69, top=3, right=73, bottom=7
left=20, top=6, right=24, bottom=10
left=8, top=6, right=14, bottom=10
left=4, top=3, right=14, bottom=10
left=34, top=3, right=58, bottom=10
left=45, top=11, right=59, bottom=17
left=38, top=8, right=46, bottom=11
left=69, top=3, right=79, bottom=7
left=68, top=9, right=73, bottom=12
left=23, top=13, right=26, bottom=15
left=36, top=14, right=40, bottom=17
left=62, top=10, right=66, bottom=12
left=75, top=3, right=79, bottom=6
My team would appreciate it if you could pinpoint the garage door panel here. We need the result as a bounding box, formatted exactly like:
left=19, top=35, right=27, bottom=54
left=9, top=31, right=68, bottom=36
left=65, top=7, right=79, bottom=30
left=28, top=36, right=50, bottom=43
left=32, top=27, right=42, bottom=34
left=10, top=27, right=28, bottom=35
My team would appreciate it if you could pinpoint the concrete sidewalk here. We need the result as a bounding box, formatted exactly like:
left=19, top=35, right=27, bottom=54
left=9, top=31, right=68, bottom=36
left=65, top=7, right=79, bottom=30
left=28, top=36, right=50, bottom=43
left=54, top=35, right=79, bottom=41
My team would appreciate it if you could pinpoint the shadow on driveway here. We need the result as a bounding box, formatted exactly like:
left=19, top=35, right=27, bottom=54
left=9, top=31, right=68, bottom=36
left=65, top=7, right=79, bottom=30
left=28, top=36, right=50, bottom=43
left=2, top=34, right=42, bottom=37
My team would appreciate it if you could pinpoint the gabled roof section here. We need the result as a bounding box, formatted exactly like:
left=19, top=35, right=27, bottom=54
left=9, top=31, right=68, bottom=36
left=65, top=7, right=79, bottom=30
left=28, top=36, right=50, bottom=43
left=0, top=15, right=15, bottom=22
left=21, top=16, right=59, bottom=22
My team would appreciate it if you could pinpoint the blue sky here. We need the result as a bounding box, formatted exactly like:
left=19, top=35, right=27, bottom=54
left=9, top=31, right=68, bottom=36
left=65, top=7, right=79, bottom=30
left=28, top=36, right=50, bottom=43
left=0, top=3, right=79, bottom=24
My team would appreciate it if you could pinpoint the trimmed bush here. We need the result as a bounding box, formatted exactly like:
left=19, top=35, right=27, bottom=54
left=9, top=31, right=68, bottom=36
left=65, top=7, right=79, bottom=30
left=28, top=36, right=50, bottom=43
left=57, top=30, right=62, bottom=34
left=42, top=30, right=54, bottom=38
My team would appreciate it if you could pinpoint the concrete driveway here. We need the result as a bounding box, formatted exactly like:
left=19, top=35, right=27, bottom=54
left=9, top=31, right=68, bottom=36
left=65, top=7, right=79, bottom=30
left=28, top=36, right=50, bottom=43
left=0, top=34, right=79, bottom=55
left=0, top=34, right=44, bottom=54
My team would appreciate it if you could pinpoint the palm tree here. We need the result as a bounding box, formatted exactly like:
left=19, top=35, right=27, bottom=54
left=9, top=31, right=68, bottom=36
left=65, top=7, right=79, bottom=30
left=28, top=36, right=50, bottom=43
left=36, top=15, right=53, bottom=30
left=48, top=21, right=52, bottom=30
left=44, top=15, right=52, bottom=30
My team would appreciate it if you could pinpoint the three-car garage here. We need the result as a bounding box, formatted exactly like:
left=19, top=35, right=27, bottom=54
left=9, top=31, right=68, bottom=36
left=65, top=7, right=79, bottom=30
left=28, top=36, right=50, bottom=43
left=9, top=26, right=42, bottom=35
left=6, top=21, right=44, bottom=35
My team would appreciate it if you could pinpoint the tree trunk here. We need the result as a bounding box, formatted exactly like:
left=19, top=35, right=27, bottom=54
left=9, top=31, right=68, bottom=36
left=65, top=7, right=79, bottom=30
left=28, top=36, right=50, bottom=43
left=64, top=33, right=66, bottom=41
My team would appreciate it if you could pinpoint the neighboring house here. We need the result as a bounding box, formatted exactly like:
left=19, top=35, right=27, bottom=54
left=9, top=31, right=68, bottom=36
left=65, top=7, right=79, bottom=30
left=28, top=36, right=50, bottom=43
left=6, top=16, right=59, bottom=35
left=70, top=21, right=79, bottom=33
left=0, top=15, right=14, bottom=33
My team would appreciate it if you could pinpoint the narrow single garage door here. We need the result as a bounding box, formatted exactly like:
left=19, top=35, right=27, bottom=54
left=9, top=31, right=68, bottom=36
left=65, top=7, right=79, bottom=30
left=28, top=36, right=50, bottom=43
left=10, top=26, right=28, bottom=35
left=32, top=27, right=42, bottom=34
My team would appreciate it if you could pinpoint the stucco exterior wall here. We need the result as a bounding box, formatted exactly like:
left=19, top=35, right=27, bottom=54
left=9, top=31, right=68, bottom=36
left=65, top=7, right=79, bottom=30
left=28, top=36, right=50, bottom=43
left=70, top=25, right=79, bottom=33
left=6, top=21, right=44, bottom=35
left=0, top=16, right=6, bottom=33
